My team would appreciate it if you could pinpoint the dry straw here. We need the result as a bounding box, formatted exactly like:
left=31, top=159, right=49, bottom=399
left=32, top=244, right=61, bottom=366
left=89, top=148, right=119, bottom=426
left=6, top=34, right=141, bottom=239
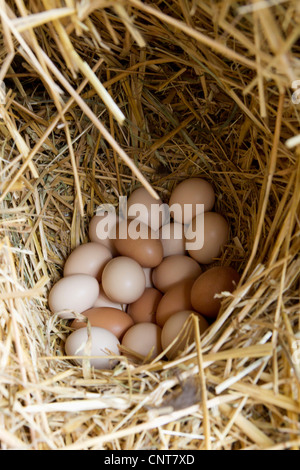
left=0, top=0, right=299, bottom=450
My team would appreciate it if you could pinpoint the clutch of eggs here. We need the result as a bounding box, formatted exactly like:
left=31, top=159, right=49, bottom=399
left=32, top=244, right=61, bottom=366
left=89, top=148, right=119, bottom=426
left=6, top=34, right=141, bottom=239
left=48, top=178, right=240, bottom=369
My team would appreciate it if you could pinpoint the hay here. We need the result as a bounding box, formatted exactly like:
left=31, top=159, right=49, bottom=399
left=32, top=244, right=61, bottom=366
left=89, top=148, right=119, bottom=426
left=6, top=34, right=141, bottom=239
left=0, top=0, right=299, bottom=450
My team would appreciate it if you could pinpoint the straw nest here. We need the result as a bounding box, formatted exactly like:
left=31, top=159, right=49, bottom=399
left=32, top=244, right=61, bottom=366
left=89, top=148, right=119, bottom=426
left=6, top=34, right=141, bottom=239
left=0, top=0, right=299, bottom=450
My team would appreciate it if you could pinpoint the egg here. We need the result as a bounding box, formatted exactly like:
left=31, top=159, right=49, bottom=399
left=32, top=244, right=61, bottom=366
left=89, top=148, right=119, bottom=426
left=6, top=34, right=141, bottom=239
left=169, top=178, right=215, bottom=225
left=65, top=326, right=120, bottom=370
left=155, top=279, right=194, bottom=327
left=113, top=219, right=163, bottom=268
left=89, top=213, right=119, bottom=256
left=93, top=288, right=126, bottom=311
left=186, top=211, right=229, bottom=264
left=127, top=287, right=163, bottom=323
left=152, top=255, right=202, bottom=293
left=121, top=323, right=162, bottom=360
left=70, top=307, right=134, bottom=339
left=190, top=266, right=240, bottom=318
left=127, top=186, right=168, bottom=230
left=158, top=222, right=186, bottom=258
left=101, top=256, right=146, bottom=304
left=143, top=267, right=154, bottom=287
left=161, top=310, right=209, bottom=359
left=63, top=242, right=112, bottom=281
left=48, top=274, right=100, bottom=319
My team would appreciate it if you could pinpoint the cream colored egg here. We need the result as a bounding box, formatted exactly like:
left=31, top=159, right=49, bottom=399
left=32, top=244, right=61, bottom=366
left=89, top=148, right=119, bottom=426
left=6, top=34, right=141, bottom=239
left=65, top=326, right=120, bottom=370
left=143, top=267, right=154, bottom=288
left=127, top=186, right=168, bottom=230
left=89, top=213, right=119, bottom=256
left=186, top=212, right=229, bottom=264
left=102, top=256, right=146, bottom=304
left=93, top=288, right=126, bottom=311
left=63, top=242, right=112, bottom=281
left=161, top=310, right=209, bottom=359
left=121, top=323, right=162, bottom=360
left=169, top=178, right=215, bottom=225
left=48, top=274, right=100, bottom=319
left=159, top=222, right=186, bottom=258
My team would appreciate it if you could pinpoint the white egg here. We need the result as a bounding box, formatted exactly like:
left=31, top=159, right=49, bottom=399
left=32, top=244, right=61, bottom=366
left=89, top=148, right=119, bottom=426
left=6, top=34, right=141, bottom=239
left=65, top=326, right=120, bottom=370
left=48, top=274, right=100, bottom=319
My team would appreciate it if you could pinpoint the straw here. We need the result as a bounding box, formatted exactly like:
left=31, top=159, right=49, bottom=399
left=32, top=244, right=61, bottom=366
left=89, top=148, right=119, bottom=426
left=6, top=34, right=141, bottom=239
left=0, top=0, right=299, bottom=450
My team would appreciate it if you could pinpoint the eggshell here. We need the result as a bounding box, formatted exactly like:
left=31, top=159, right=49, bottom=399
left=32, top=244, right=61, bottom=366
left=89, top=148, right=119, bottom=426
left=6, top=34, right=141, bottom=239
left=65, top=326, right=120, bottom=370
left=121, top=323, right=162, bottom=360
left=89, top=213, right=119, bottom=256
left=191, top=266, right=240, bottom=318
left=93, top=288, right=126, bottom=311
left=143, top=267, right=154, bottom=287
left=159, top=222, right=186, bottom=258
left=161, top=310, right=209, bottom=359
left=101, top=256, right=146, bottom=304
left=113, top=219, right=163, bottom=268
left=186, top=211, right=229, bottom=264
left=169, top=178, right=215, bottom=225
left=48, top=274, right=100, bottom=319
left=152, top=255, right=202, bottom=293
left=127, top=186, right=168, bottom=230
left=155, top=279, right=194, bottom=327
left=63, top=242, right=112, bottom=281
left=127, top=287, right=163, bottom=323
left=70, top=307, right=134, bottom=339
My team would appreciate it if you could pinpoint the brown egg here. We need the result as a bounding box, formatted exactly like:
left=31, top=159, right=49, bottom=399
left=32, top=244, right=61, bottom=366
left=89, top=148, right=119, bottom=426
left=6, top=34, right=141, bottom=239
left=161, top=310, right=209, bottom=359
left=121, top=323, right=162, bottom=360
left=63, top=242, right=112, bottom=282
left=169, top=178, right=215, bottom=225
left=127, top=186, right=168, bottom=230
left=70, top=307, right=134, bottom=340
left=89, top=213, right=119, bottom=256
left=186, top=212, right=229, bottom=264
left=191, top=266, right=240, bottom=318
left=159, top=222, right=186, bottom=258
left=101, top=256, right=146, bottom=304
left=152, top=255, right=202, bottom=293
left=156, top=279, right=194, bottom=327
left=113, top=219, right=163, bottom=268
left=127, top=287, right=163, bottom=323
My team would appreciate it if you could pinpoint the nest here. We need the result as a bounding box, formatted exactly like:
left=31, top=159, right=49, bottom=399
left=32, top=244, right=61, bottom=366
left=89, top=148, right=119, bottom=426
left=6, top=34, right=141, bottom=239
left=0, top=0, right=299, bottom=450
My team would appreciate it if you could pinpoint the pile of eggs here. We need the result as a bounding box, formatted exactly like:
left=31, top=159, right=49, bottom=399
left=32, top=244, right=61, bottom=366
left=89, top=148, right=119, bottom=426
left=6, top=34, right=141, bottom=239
left=48, top=178, right=240, bottom=370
